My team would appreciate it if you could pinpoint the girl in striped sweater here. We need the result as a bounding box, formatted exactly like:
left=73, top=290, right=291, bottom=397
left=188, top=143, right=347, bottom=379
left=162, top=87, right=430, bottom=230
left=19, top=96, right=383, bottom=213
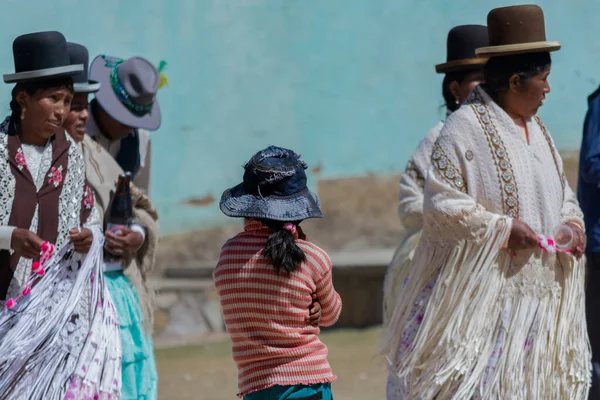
left=214, top=146, right=342, bottom=400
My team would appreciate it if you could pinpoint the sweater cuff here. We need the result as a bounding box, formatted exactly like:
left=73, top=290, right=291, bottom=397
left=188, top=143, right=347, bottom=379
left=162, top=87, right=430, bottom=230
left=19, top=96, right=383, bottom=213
left=0, top=226, right=15, bottom=250
left=131, top=224, right=146, bottom=242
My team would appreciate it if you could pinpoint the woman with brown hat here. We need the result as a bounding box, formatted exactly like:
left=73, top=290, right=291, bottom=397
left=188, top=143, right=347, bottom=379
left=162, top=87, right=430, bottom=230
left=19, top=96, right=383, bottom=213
left=383, top=23, right=488, bottom=398
left=381, top=5, right=590, bottom=399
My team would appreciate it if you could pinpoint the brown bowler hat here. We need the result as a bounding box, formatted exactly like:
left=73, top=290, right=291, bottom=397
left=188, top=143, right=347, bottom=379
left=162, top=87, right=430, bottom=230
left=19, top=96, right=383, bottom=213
left=476, top=5, right=560, bottom=57
left=435, top=25, right=489, bottom=74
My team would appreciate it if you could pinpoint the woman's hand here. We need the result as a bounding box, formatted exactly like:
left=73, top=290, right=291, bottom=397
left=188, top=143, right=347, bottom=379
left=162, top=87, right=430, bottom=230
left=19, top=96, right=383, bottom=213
left=507, top=219, right=538, bottom=251
left=566, top=222, right=586, bottom=259
left=11, top=228, right=43, bottom=259
left=69, top=228, right=93, bottom=254
left=104, top=227, right=144, bottom=259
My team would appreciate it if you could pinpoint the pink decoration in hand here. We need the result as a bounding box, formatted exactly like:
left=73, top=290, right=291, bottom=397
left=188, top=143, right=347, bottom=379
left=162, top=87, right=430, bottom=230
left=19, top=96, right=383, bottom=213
left=6, top=299, right=15, bottom=309
left=538, top=235, right=572, bottom=255
left=22, top=286, right=31, bottom=296
left=31, top=261, right=41, bottom=273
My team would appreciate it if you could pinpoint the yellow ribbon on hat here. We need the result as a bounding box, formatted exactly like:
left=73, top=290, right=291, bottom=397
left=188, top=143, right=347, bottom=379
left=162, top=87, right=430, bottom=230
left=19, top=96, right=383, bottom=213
left=158, top=60, right=168, bottom=89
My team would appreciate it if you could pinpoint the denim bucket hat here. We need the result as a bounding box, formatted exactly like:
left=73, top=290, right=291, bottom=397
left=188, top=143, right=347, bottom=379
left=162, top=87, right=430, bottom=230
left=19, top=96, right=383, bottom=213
left=220, top=146, right=323, bottom=221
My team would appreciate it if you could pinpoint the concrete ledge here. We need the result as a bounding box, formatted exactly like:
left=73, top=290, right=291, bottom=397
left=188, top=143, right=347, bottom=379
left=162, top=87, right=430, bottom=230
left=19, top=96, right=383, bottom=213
left=154, top=248, right=393, bottom=344
left=150, top=277, right=214, bottom=291
left=163, top=249, right=394, bottom=278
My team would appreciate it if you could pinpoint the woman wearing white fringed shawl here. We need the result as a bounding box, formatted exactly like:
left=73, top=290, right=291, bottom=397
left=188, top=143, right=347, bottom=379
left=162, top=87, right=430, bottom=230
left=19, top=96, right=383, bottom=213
left=382, top=24, right=489, bottom=399
left=381, top=5, right=590, bottom=399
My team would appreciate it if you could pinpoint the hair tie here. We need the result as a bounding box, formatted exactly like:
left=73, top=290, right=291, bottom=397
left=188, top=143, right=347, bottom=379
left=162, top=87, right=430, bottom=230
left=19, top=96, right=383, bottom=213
left=283, top=223, right=298, bottom=238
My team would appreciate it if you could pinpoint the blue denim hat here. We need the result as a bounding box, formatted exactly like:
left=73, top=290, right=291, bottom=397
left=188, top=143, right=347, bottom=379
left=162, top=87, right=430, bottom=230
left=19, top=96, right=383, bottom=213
left=220, top=146, right=323, bottom=221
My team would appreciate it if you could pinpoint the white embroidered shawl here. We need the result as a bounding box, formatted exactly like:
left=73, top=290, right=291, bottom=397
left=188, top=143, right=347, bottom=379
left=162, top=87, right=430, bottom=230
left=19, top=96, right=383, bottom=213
left=383, top=121, right=443, bottom=324
left=381, top=86, right=590, bottom=399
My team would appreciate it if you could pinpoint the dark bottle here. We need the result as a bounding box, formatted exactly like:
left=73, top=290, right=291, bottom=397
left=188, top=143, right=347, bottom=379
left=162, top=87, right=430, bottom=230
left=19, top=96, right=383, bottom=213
left=104, top=173, right=133, bottom=265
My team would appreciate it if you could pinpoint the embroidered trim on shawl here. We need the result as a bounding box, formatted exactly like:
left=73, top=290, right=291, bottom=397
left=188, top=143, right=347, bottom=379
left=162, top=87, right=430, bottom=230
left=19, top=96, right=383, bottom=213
left=431, top=142, right=467, bottom=193
left=0, top=129, right=15, bottom=227
left=534, top=116, right=567, bottom=196
left=470, top=93, right=520, bottom=218
left=405, top=160, right=425, bottom=189
left=56, top=143, right=86, bottom=250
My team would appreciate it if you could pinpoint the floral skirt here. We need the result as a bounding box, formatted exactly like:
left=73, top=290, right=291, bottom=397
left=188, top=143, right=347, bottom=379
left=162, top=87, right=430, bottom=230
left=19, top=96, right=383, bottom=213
left=105, top=271, right=158, bottom=400
left=385, top=275, right=538, bottom=399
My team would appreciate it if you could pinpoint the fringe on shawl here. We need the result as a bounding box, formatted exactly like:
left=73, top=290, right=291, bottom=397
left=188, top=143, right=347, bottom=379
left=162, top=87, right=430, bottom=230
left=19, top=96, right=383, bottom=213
left=379, top=216, right=590, bottom=399
left=0, top=226, right=122, bottom=400
left=125, top=184, right=160, bottom=334
left=383, top=230, right=422, bottom=326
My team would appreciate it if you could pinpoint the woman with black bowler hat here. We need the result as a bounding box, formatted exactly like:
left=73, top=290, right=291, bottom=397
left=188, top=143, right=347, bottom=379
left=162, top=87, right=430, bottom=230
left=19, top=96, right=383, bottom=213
left=0, top=31, right=122, bottom=400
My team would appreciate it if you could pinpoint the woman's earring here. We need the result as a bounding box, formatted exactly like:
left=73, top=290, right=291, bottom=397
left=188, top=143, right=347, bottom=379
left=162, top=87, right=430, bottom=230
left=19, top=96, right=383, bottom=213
left=20, top=107, right=26, bottom=120
left=455, top=98, right=460, bottom=105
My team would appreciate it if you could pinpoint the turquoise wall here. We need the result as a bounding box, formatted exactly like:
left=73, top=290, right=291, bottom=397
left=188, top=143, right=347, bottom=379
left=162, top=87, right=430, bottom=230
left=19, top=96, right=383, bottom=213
left=0, top=0, right=598, bottom=234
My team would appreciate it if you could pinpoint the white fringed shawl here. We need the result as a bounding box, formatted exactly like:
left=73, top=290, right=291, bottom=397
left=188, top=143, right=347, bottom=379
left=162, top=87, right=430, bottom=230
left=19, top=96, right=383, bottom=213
left=0, top=226, right=121, bottom=400
left=383, top=122, right=443, bottom=325
left=381, top=86, right=590, bottom=399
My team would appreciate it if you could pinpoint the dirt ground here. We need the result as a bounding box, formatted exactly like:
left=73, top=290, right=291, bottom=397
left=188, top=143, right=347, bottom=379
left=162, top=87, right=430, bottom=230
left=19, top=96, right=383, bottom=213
left=155, top=150, right=580, bottom=270
left=156, top=327, right=386, bottom=400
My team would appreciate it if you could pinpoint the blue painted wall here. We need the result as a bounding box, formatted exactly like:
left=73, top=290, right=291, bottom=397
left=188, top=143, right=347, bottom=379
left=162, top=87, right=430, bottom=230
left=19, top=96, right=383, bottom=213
left=0, top=0, right=598, bottom=234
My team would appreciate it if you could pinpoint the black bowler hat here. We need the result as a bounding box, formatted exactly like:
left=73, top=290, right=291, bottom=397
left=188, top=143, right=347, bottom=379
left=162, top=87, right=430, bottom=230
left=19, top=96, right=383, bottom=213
left=67, top=43, right=100, bottom=93
left=435, top=25, right=489, bottom=74
left=3, top=31, right=83, bottom=84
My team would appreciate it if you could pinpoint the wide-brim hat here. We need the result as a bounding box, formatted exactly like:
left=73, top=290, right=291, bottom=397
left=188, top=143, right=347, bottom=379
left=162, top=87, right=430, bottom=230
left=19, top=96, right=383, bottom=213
left=67, top=43, right=100, bottom=93
left=90, top=55, right=161, bottom=130
left=220, top=146, right=323, bottom=221
left=476, top=5, right=561, bottom=57
left=4, top=31, right=83, bottom=84
left=435, top=25, right=489, bottom=74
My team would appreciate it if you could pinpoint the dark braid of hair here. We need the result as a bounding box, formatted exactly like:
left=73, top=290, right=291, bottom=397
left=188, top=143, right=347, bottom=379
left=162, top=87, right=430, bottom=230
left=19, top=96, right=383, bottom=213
left=261, top=219, right=306, bottom=275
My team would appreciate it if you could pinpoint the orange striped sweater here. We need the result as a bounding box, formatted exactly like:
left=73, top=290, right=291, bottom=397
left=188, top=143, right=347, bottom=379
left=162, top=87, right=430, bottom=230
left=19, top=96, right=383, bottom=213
left=213, top=219, right=343, bottom=397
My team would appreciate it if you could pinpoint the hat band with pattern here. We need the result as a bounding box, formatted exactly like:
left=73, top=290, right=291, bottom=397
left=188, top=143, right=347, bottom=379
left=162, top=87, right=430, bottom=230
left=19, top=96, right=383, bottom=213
left=103, top=56, right=154, bottom=115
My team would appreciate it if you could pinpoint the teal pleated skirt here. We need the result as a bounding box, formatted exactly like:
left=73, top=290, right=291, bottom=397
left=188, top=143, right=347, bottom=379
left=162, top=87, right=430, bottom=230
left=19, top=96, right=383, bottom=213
left=244, top=383, right=333, bottom=400
left=105, top=270, right=158, bottom=400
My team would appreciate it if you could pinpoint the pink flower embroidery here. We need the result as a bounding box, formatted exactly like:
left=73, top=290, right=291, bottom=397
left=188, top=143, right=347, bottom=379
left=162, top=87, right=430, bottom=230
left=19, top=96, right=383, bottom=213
left=15, top=149, right=27, bottom=170
left=47, top=166, right=63, bottom=187
left=84, top=185, right=94, bottom=209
